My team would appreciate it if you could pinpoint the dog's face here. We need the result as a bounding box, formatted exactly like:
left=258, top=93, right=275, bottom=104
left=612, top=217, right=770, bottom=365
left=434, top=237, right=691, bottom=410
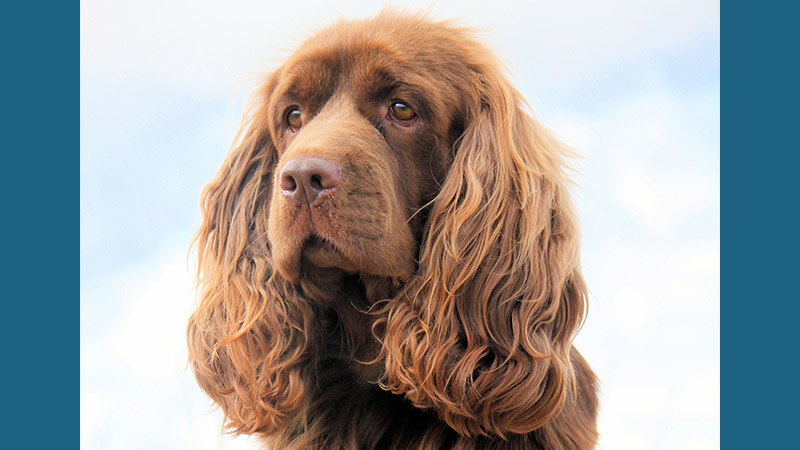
left=188, top=14, right=596, bottom=443
left=265, top=21, right=474, bottom=294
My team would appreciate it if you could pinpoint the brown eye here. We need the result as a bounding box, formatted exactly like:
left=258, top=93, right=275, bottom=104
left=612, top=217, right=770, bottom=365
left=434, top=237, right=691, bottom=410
left=390, top=101, right=416, bottom=121
left=286, top=107, right=302, bottom=129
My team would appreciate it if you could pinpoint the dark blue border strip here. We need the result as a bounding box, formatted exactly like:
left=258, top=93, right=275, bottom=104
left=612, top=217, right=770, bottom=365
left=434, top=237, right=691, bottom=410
left=722, top=2, right=798, bottom=448
left=2, top=3, right=78, bottom=449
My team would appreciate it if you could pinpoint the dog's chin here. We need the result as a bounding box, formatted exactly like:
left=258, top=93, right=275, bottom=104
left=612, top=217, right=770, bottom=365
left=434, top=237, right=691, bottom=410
left=301, top=236, right=359, bottom=274
left=272, top=235, right=362, bottom=288
left=274, top=231, right=416, bottom=287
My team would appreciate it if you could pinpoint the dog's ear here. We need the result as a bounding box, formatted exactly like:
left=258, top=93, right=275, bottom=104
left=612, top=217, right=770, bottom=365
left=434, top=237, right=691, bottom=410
left=380, top=66, right=587, bottom=437
left=187, top=77, right=316, bottom=434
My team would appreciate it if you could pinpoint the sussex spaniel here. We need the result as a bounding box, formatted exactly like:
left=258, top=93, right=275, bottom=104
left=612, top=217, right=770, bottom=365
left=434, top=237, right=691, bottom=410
left=188, top=12, right=598, bottom=450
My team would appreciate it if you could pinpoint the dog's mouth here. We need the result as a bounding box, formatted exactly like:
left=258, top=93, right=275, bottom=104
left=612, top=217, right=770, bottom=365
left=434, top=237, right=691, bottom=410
left=300, top=235, right=359, bottom=274
left=269, top=188, right=418, bottom=287
left=296, top=234, right=410, bottom=311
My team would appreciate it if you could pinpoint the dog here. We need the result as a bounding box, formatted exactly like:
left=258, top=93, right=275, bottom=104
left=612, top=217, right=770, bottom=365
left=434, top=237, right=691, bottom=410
left=188, top=12, right=598, bottom=449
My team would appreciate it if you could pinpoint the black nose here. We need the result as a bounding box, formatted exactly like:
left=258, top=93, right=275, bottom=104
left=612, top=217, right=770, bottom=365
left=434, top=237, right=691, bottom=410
left=279, top=156, right=342, bottom=205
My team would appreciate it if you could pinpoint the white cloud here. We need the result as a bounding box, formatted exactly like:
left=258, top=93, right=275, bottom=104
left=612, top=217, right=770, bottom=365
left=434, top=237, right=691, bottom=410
left=558, top=66, right=718, bottom=450
left=615, top=169, right=716, bottom=233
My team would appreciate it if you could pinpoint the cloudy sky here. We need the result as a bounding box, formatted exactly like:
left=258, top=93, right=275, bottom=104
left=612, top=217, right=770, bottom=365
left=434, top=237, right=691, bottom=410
left=81, top=1, right=719, bottom=449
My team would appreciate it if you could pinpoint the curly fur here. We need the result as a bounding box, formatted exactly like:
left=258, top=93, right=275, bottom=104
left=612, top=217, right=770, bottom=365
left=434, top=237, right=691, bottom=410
left=188, top=12, right=598, bottom=449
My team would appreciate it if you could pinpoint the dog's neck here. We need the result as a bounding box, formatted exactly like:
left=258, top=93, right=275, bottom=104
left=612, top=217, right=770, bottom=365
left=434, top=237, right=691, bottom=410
left=298, top=263, right=399, bottom=380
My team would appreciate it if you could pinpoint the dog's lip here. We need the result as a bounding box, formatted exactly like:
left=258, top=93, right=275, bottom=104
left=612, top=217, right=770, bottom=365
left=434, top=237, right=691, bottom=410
left=302, top=235, right=339, bottom=256
left=288, top=234, right=414, bottom=283
left=299, top=235, right=359, bottom=273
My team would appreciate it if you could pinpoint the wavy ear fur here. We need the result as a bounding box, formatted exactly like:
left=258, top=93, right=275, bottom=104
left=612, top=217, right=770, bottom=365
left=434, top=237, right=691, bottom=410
left=186, top=80, right=317, bottom=435
left=379, top=67, right=587, bottom=437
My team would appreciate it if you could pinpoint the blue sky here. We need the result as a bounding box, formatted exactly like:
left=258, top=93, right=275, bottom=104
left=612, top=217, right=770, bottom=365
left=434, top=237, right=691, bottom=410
left=81, top=1, right=719, bottom=448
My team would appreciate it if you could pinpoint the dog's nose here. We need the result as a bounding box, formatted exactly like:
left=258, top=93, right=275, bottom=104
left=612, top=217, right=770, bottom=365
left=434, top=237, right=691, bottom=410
left=279, top=156, right=342, bottom=205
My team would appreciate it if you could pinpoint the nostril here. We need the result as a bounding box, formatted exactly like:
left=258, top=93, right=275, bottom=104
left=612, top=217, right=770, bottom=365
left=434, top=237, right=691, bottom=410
left=309, top=174, right=323, bottom=191
left=313, top=163, right=342, bottom=191
left=280, top=173, right=297, bottom=192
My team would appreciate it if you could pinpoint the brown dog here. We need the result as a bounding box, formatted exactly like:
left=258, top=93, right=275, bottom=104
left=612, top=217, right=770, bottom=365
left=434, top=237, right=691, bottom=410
left=188, top=12, right=598, bottom=449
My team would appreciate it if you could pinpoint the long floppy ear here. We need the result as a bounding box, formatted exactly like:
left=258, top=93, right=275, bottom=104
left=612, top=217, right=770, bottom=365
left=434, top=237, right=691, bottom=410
left=187, top=79, right=316, bottom=435
left=379, top=69, right=587, bottom=437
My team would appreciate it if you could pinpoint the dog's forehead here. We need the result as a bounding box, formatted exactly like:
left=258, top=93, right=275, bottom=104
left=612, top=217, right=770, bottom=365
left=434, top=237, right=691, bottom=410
left=281, top=42, right=412, bottom=97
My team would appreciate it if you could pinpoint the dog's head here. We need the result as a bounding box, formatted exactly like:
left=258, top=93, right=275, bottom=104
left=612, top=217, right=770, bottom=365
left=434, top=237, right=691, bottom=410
left=190, top=12, right=588, bottom=438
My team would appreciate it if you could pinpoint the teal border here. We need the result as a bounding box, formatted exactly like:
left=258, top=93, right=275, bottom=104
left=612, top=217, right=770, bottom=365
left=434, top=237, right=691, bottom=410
left=722, top=2, right=797, bottom=448
left=3, top=3, right=78, bottom=448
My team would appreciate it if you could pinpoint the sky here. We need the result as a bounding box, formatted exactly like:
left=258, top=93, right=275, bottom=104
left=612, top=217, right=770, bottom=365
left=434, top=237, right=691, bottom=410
left=81, top=1, right=719, bottom=449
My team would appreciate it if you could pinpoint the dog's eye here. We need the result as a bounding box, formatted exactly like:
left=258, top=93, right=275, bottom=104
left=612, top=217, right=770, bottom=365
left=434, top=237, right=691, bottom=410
left=286, top=107, right=303, bottom=130
left=390, top=102, right=416, bottom=122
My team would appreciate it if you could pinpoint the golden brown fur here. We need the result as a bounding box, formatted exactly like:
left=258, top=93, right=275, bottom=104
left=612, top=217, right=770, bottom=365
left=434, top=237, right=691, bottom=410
left=188, top=12, right=598, bottom=449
